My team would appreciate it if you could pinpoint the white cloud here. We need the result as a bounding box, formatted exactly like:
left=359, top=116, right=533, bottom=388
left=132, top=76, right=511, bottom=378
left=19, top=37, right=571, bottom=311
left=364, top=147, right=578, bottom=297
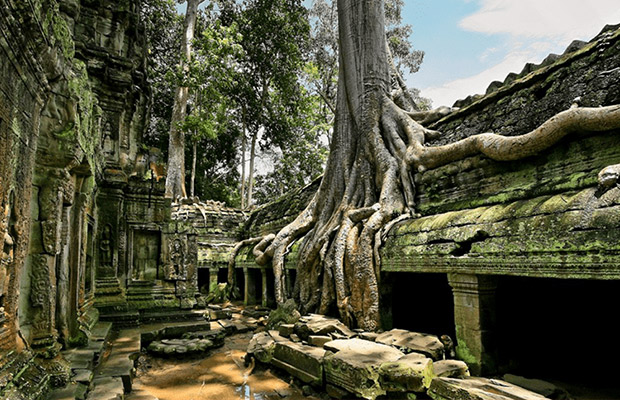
left=420, top=0, right=620, bottom=107
left=421, top=46, right=547, bottom=107
left=460, top=0, right=620, bottom=41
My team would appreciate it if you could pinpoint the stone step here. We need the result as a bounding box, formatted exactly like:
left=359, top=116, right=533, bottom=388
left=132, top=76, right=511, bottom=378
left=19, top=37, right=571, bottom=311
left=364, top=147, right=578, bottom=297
left=90, top=321, right=113, bottom=342
left=99, top=311, right=140, bottom=327
left=86, top=376, right=125, bottom=400
left=97, top=329, right=140, bottom=393
left=48, top=382, right=89, bottom=400
left=139, top=309, right=206, bottom=324
left=62, top=348, right=97, bottom=371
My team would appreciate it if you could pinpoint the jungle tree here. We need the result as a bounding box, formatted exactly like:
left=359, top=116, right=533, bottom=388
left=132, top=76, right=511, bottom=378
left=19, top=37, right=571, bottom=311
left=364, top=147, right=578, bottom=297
left=247, top=0, right=620, bottom=330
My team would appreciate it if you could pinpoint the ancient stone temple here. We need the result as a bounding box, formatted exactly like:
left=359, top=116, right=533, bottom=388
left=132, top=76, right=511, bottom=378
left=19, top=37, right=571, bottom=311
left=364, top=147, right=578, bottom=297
left=0, top=1, right=220, bottom=397
left=2, top=0, right=620, bottom=398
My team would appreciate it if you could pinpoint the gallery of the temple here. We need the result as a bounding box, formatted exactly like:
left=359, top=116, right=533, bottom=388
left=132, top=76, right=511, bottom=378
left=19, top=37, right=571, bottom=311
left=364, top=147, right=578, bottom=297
left=2, top=1, right=620, bottom=399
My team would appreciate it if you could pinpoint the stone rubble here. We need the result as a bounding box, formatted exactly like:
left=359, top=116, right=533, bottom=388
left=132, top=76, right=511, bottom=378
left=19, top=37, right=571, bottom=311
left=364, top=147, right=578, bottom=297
left=246, top=314, right=555, bottom=400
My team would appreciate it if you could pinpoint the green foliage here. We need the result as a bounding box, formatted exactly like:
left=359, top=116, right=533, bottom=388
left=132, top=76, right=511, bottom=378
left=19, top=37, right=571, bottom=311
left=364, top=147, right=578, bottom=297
left=141, top=0, right=183, bottom=149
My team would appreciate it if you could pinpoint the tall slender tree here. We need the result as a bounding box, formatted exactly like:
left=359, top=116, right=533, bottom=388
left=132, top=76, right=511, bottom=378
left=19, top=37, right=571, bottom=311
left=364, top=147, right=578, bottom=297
left=165, top=0, right=204, bottom=199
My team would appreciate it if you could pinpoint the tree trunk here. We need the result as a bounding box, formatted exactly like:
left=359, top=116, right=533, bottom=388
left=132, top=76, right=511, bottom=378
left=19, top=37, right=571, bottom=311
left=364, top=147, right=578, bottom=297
left=246, top=130, right=257, bottom=208
left=190, top=140, right=197, bottom=197
left=164, top=0, right=203, bottom=200
left=240, top=115, right=247, bottom=209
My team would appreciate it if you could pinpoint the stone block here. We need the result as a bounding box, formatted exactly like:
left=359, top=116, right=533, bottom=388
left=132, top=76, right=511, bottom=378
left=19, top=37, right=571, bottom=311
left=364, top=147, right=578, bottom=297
left=433, top=360, right=470, bottom=380
left=278, top=323, right=295, bottom=337
left=294, top=314, right=356, bottom=341
left=427, top=377, right=548, bottom=400
left=323, top=339, right=404, bottom=399
left=379, top=352, right=434, bottom=393
left=271, top=341, right=326, bottom=386
left=87, top=377, right=124, bottom=400
left=247, top=332, right=278, bottom=364
left=502, top=374, right=570, bottom=399
left=375, top=329, right=444, bottom=360
left=308, top=335, right=332, bottom=347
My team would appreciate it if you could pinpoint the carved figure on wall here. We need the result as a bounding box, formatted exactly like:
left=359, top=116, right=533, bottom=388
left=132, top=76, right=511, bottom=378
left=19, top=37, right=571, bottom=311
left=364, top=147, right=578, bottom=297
left=168, top=238, right=186, bottom=280
left=103, top=121, right=115, bottom=157
left=133, top=235, right=147, bottom=280
left=99, top=224, right=113, bottom=267
left=0, top=191, right=16, bottom=318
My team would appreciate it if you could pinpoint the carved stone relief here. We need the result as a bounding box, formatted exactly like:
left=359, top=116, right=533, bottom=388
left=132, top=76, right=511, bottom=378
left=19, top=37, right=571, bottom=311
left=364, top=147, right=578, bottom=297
left=132, top=231, right=159, bottom=281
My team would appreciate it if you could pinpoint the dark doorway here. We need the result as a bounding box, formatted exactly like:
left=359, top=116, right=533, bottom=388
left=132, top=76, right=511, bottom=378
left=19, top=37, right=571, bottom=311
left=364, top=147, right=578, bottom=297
left=383, top=272, right=455, bottom=339
left=496, top=276, right=620, bottom=394
left=217, top=267, right=228, bottom=283
left=197, top=268, right=210, bottom=294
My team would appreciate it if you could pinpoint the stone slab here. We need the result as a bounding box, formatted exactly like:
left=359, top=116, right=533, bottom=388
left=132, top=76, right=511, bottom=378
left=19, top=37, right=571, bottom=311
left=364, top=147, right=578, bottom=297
left=272, top=341, right=326, bottom=386
left=379, top=352, right=434, bottom=393
left=428, top=377, right=549, bottom=400
left=434, top=360, right=470, bottom=379
left=323, top=339, right=405, bottom=399
left=49, top=383, right=88, bottom=400
left=90, top=322, right=113, bottom=342
left=502, top=374, right=569, bottom=399
left=73, top=368, right=94, bottom=384
left=295, top=314, right=356, bottom=341
left=308, top=335, right=332, bottom=347
left=375, top=329, right=444, bottom=360
left=87, top=376, right=125, bottom=400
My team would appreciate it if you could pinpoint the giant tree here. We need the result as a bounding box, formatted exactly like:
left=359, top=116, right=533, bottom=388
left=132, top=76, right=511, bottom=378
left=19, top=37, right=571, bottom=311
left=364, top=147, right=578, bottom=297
left=247, top=0, right=620, bottom=330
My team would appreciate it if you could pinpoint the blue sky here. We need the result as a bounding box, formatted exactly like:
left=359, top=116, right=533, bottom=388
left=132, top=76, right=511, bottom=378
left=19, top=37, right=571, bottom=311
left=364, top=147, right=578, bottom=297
left=178, top=1, right=620, bottom=107
left=404, top=0, right=620, bottom=106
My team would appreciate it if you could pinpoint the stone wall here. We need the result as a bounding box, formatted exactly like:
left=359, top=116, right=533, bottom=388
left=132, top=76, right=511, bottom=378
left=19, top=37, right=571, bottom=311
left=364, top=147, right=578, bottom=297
left=382, top=24, right=620, bottom=277
left=0, top=0, right=165, bottom=396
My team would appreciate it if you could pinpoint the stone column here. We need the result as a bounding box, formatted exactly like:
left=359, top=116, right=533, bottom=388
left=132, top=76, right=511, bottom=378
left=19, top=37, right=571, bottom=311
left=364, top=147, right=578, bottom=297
left=243, top=267, right=250, bottom=306
left=261, top=269, right=268, bottom=308
left=448, top=273, right=498, bottom=376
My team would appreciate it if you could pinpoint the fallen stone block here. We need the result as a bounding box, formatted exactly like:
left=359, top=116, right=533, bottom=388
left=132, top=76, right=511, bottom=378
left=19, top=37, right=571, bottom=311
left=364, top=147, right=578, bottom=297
left=324, top=339, right=405, bottom=399
left=147, top=338, right=215, bottom=357
left=375, top=329, right=444, bottom=360
left=428, top=377, right=549, bottom=400
left=503, top=374, right=571, bottom=399
left=278, top=323, right=295, bottom=338
left=294, top=314, right=356, bottom=341
left=359, top=332, right=379, bottom=342
left=308, top=335, right=332, bottom=347
left=271, top=341, right=326, bottom=386
left=247, top=332, right=278, bottom=364
left=379, top=352, right=434, bottom=393
left=434, top=360, right=470, bottom=380
left=208, top=307, right=232, bottom=320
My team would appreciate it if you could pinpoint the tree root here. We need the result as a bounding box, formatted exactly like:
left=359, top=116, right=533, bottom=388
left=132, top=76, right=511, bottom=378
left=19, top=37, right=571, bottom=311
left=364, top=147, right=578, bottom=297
left=409, top=105, right=620, bottom=171
left=227, top=236, right=263, bottom=288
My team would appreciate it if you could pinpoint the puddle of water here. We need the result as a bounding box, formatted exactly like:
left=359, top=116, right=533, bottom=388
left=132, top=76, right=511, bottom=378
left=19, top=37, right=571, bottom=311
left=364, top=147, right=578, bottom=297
left=134, top=333, right=316, bottom=400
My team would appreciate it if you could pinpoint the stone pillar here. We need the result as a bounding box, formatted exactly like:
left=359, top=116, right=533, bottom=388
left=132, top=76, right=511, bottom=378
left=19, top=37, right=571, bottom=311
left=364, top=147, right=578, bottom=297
left=243, top=267, right=250, bottom=306
left=448, top=273, right=498, bottom=376
left=261, top=269, right=268, bottom=308
left=284, top=269, right=293, bottom=298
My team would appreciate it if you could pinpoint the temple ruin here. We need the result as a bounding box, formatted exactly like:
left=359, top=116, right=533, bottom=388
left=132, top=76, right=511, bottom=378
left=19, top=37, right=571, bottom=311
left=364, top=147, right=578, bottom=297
left=2, top=0, right=620, bottom=399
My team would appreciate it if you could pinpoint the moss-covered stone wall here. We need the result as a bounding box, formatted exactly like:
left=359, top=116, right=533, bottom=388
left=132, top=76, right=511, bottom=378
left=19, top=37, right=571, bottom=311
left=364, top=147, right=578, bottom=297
left=381, top=24, right=620, bottom=279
